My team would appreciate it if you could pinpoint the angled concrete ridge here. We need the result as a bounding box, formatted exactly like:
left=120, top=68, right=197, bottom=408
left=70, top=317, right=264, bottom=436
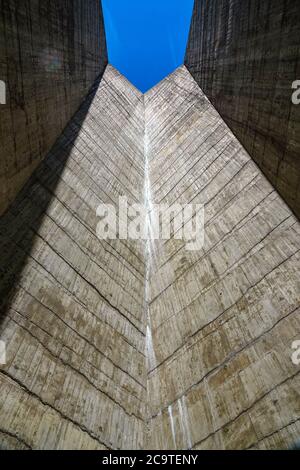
left=0, top=60, right=299, bottom=450
left=144, top=65, right=190, bottom=96
left=103, top=65, right=144, bottom=99
left=107, top=63, right=192, bottom=97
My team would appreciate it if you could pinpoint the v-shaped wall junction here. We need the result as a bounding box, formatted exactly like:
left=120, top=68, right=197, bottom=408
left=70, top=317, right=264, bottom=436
left=0, top=65, right=300, bottom=450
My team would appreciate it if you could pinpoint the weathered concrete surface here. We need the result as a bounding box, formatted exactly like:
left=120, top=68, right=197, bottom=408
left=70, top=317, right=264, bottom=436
left=0, top=66, right=147, bottom=450
left=0, top=0, right=107, bottom=215
left=0, top=64, right=300, bottom=449
left=145, top=66, right=300, bottom=450
left=185, top=0, right=300, bottom=219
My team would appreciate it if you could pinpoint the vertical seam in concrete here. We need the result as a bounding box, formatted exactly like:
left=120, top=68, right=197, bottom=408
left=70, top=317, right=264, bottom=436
left=143, top=94, right=158, bottom=445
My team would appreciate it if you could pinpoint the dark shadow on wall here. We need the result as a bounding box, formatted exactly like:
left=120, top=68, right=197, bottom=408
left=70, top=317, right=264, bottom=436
left=185, top=0, right=300, bottom=220
left=0, top=73, right=104, bottom=326
left=0, top=0, right=108, bottom=216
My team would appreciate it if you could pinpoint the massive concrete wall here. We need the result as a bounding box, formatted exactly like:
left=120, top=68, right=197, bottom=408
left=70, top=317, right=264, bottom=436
left=0, top=0, right=107, bottom=215
left=0, top=62, right=299, bottom=449
left=185, top=0, right=300, bottom=219
left=0, top=66, right=147, bottom=450
left=145, top=67, right=300, bottom=450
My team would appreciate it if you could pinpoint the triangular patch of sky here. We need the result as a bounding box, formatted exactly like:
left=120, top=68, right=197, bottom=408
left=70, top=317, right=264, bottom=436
left=102, top=0, right=194, bottom=93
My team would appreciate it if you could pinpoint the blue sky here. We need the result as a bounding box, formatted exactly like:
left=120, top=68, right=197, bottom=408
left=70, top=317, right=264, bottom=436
left=102, top=0, right=194, bottom=93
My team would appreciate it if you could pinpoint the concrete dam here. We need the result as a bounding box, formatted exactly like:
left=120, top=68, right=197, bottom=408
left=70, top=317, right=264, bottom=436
left=0, top=0, right=299, bottom=450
